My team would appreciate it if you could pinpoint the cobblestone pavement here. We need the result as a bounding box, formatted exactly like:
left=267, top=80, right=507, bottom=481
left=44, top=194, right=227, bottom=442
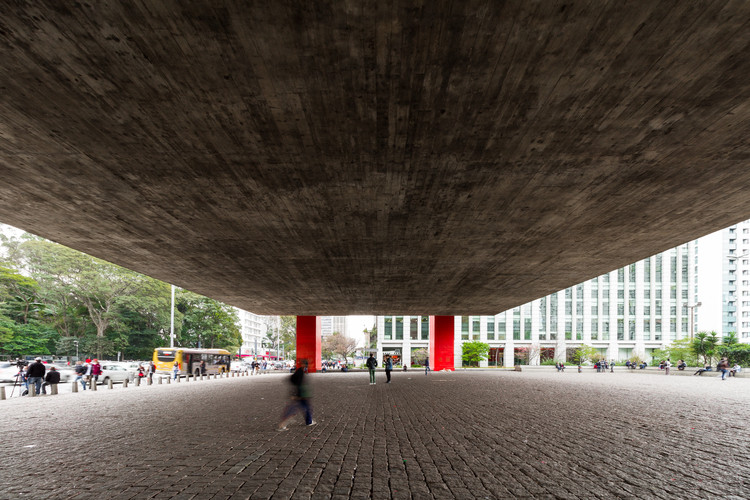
left=1, top=369, right=748, bottom=499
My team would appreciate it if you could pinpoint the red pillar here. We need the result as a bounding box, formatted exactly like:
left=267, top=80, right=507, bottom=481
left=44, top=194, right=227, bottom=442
left=296, top=316, right=321, bottom=373
left=429, top=315, right=454, bottom=371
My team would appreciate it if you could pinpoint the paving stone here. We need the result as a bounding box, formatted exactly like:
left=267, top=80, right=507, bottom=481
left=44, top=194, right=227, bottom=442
left=1, top=371, right=749, bottom=499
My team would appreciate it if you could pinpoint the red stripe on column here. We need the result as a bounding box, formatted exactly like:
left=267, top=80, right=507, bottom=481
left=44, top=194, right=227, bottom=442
left=430, top=315, right=454, bottom=371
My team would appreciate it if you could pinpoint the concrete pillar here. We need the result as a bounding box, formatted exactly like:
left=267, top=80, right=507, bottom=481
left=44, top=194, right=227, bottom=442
left=429, top=316, right=455, bottom=371
left=30, top=385, right=36, bottom=397
left=297, top=315, right=322, bottom=372
left=167, top=377, right=171, bottom=384
left=176, top=375, right=180, bottom=383
left=72, top=382, right=78, bottom=393
left=107, top=379, right=113, bottom=389
left=0, top=386, right=5, bottom=400
left=148, top=377, right=152, bottom=385
left=51, top=384, right=58, bottom=395
left=91, top=381, right=97, bottom=391
left=123, top=379, right=128, bottom=388
left=158, top=377, right=162, bottom=384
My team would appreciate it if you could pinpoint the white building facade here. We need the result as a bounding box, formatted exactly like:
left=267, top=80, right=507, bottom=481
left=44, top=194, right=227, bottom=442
left=377, top=242, right=697, bottom=367
left=236, top=309, right=279, bottom=357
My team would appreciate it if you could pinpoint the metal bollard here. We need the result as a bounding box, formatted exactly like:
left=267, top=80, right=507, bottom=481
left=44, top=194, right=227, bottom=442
left=72, top=381, right=78, bottom=393
left=0, top=386, right=5, bottom=400
left=51, top=385, right=58, bottom=395
left=108, top=379, right=113, bottom=389
left=123, top=379, right=128, bottom=388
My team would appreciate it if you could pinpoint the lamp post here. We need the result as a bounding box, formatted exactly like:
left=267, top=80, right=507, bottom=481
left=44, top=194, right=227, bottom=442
left=73, top=340, right=79, bottom=360
left=688, top=303, right=702, bottom=340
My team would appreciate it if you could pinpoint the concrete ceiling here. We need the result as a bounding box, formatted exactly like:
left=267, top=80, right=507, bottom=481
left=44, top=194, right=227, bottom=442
left=2, top=1, right=750, bottom=315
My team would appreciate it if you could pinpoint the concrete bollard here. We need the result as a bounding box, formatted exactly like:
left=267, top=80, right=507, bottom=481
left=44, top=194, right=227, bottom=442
left=123, top=379, right=128, bottom=388
left=158, top=377, right=162, bottom=384
left=91, top=381, right=97, bottom=391
left=201, top=374, right=204, bottom=381
left=0, top=386, right=5, bottom=400
left=148, top=377, right=152, bottom=385
left=167, top=377, right=171, bottom=384
left=72, top=381, right=78, bottom=393
left=30, top=385, right=36, bottom=397
left=51, top=385, right=58, bottom=395
left=135, top=377, right=140, bottom=387
left=176, top=376, right=180, bottom=383
left=108, top=379, right=113, bottom=389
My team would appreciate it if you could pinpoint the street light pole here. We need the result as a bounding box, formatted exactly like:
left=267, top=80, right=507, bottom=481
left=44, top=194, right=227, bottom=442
left=170, top=284, right=175, bottom=348
left=688, top=302, right=702, bottom=340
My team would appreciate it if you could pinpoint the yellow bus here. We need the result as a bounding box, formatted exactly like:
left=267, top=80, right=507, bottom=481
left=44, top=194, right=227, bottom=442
left=153, top=348, right=232, bottom=377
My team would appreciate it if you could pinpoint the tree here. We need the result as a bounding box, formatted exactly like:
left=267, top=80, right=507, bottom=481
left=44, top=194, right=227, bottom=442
left=515, top=344, right=541, bottom=365
left=651, top=338, right=695, bottom=366
left=176, top=291, right=241, bottom=352
left=692, top=331, right=720, bottom=365
left=715, top=343, right=750, bottom=366
left=321, top=332, right=358, bottom=363
left=461, top=341, right=489, bottom=367
left=571, top=344, right=599, bottom=365
left=411, top=348, right=428, bottom=366
left=723, top=332, right=739, bottom=346
left=363, top=324, right=377, bottom=349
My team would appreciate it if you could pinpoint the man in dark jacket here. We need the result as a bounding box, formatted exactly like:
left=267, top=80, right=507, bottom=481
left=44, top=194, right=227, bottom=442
left=366, top=353, right=377, bottom=385
left=278, top=360, right=315, bottom=430
left=42, top=366, right=61, bottom=394
left=26, top=357, right=46, bottom=395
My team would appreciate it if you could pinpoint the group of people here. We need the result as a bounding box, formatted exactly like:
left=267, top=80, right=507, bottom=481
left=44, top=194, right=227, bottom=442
left=14, top=357, right=62, bottom=395
left=136, top=361, right=157, bottom=381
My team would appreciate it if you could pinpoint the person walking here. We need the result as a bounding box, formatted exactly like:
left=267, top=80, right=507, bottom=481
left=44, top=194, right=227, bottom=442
left=278, top=360, right=315, bottom=430
left=172, top=361, right=180, bottom=380
left=90, top=359, right=102, bottom=386
left=385, top=355, right=393, bottom=384
left=42, top=366, right=61, bottom=394
left=664, top=358, right=671, bottom=375
left=366, top=353, right=377, bottom=385
left=26, top=357, right=46, bottom=395
left=425, top=357, right=430, bottom=375
left=73, top=361, right=87, bottom=390
left=148, top=361, right=156, bottom=382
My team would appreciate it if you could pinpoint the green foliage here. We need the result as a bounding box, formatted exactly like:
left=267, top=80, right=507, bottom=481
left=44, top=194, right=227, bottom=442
left=692, top=331, right=720, bottom=365
left=540, top=359, right=558, bottom=366
left=722, top=332, right=739, bottom=346
left=572, top=344, right=598, bottom=365
left=461, top=341, right=490, bottom=367
left=715, top=343, right=750, bottom=366
left=651, top=338, right=696, bottom=365
left=177, top=291, right=241, bottom=351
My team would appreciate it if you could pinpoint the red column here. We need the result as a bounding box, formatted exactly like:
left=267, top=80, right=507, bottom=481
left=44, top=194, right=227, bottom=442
left=429, top=315, right=454, bottom=371
left=296, top=316, right=321, bottom=373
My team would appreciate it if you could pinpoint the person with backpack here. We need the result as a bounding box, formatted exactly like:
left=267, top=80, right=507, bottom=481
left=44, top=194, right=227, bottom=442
left=278, top=360, right=315, bottom=430
left=385, top=355, right=393, bottom=384
left=366, top=353, right=377, bottom=385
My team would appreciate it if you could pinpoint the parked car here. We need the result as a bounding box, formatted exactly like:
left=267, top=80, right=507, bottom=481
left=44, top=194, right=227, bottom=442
left=231, top=362, right=252, bottom=373
left=0, top=362, right=23, bottom=383
left=98, top=363, right=133, bottom=385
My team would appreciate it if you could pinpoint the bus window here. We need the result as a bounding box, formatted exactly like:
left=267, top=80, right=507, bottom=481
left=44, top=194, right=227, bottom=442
left=157, top=350, right=176, bottom=362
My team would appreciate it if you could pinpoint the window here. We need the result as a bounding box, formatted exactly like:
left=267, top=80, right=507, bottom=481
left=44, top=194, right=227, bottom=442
left=602, top=321, right=610, bottom=341
left=591, top=320, right=598, bottom=340
left=525, top=318, right=532, bottom=340
left=617, top=319, right=624, bottom=340
left=410, top=317, right=418, bottom=340
left=461, top=316, right=469, bottom=340
left=513, top=311, right=521, bottom=340
left=421, top=316, right=429, bottom=340
left=487, top=320, right=495, bottom=341
left=395, top=316, right=403, bottom=340
left=384, top=317, right=392, bottom=340
left=498, top=315, right=506, bottom=340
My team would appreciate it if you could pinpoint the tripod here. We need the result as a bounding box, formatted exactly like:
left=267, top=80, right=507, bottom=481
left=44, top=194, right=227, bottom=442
left=9, top=369, right=28, bottom=398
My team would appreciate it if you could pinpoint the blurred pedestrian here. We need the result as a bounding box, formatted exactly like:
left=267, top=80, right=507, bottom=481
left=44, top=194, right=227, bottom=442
left=200, top=360, right=206, bottom=376
left=278, top=360, right=315, bottom=430
left=42, top=366, right=60, bottom=394
left=718, top=357, right=730, bottom=380
left=90, top=359, right=102, bottom=385
left=74, top=361, right=87, bottom=390
left=26, top=357, right=46, bottom=395
left=172, top=361, right=180, bottom=380
left=385, top=355, right=393, bottom=384
left=148, top=361, right=156, bottom=382
left=425, top=357, right=430, bottom=375
left=366, top=353, right=377, bottom=385
left=664, top=359, right=671, bottom=375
